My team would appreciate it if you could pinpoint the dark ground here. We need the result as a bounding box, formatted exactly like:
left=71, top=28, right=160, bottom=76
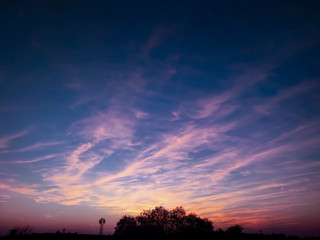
left=1, top=233, right=320, bottom=240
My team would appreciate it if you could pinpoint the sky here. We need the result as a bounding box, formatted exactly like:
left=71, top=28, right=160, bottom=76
left=0, top=0, right=320, bottom=237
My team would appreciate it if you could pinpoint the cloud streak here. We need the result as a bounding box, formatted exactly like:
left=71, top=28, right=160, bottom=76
left=0, top=130, right=29, bottom=148
left=16, top=141, right=65, bottom=152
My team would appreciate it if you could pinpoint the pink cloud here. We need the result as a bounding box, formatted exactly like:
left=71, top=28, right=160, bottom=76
left=0, top=130, right=29, bottom=148
left=133, top=109, right=149, bottom=119
left=71, top=110, right=135, bottom=146
left=142, top=23, right=174, bottom=56
left=255, top=79, right=320, bottom=116
left=11, top=80, right=318, bottom=235
left=188, top=92, right=232, bottom=119
left=17, top=141, right=64, bottom=152
left=9, top=154, right=57, bottom=164
left=0, top=183, right=37, bottom=196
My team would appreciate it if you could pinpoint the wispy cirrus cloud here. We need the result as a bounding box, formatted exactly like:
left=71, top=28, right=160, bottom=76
left=37, top=106, right=139, bottom=206
left=142, top=23, right=177, bottom=57
left=16, top=141, right=65, bottom=152
left=254, top=79, right=320, bottom=116
left=35, top=76, right=319, bottom=225
left=0, top=183, right=37, bottom=196
left=133, top=109, right=150, bottom=119
left=0, top=154, right=58, bottom=164
left=1, top=2, right=319, bottom=236
left=70, top=110, right=136, bottom=146
left=0, top=130, right=29, bottom=148
left=186, top=92, right=233, bottom=119
left=2, top=63, right=319, bottom=234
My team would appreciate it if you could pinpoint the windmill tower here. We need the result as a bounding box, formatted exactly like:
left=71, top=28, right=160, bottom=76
left=99, top=218, right=106, bottom=235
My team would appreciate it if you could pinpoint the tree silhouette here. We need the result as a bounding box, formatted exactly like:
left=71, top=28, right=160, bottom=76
left=226, top=224, right=243, bottom=235
left=114, top=206, right=213, bottom=239
left=115, top=215, right=138, bottom=238
left=167, top=206, right=186, bottom=233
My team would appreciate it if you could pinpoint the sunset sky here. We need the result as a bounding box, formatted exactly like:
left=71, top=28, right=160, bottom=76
left=0, top=0, right=320, bottom=237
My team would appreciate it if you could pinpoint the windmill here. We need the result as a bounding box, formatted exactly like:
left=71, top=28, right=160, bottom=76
left=99, top=218, right=106, bottom=235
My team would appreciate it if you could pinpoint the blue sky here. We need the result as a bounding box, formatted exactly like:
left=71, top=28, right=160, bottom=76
left=0, top=0, right=320, bottom=236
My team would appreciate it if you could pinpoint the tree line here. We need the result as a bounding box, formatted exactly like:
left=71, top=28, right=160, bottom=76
left=114, top=206, right=243, bottom=239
